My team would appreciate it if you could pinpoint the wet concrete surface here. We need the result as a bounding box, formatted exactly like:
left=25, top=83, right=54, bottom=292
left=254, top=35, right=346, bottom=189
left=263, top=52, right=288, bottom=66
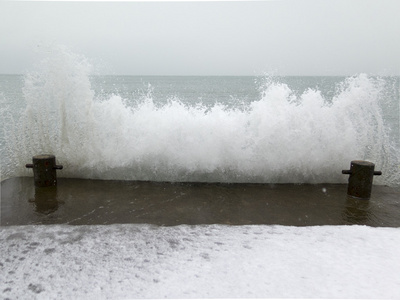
left=1, top=177, right=399, bottom=227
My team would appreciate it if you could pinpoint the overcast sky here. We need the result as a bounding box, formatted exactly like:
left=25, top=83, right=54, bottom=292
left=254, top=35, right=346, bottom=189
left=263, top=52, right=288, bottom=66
left=1, top=0, right=399, bottom=76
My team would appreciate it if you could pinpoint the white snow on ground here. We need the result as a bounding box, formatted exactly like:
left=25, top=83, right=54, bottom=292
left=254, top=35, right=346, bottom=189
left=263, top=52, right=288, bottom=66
left=0, top=224, right=399, bottom=299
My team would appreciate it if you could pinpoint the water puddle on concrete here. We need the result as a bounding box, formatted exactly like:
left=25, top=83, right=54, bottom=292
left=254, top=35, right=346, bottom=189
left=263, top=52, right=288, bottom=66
left=1, top=177, right=399, bottom=226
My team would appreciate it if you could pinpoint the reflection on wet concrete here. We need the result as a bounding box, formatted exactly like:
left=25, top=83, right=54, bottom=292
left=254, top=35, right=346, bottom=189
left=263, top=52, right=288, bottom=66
left=343, top=197, right=371, bottom=225
left=28, top=186, right=61, bottom=215
left=1, top=177, right=399, bottom=227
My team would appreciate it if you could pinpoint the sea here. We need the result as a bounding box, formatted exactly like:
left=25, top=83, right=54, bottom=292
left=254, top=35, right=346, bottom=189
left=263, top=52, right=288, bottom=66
left=1, top=49, right=399, bottom=187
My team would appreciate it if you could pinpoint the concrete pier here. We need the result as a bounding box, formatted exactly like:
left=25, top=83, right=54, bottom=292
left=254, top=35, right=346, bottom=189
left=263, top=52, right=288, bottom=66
left=1, top=177, right=399, bottom=227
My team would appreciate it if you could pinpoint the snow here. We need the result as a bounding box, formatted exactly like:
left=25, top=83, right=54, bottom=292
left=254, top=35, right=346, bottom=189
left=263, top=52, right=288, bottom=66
left=1, top=224, right=399, bottom=299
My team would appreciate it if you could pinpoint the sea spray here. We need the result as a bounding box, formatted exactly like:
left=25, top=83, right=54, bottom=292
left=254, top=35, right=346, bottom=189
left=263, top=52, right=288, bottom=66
left=2, top=49, right=399, bottom=185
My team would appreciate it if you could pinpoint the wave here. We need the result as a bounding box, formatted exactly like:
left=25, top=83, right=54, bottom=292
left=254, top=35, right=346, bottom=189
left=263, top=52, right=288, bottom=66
left=3, top=48, right=399, bottom=185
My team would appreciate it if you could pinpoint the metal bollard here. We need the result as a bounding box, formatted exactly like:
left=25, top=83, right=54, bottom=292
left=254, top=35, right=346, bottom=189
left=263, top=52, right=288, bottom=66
left=342, top=160, right=381, bottom=199
left=26, top=154, right=63, bottom=187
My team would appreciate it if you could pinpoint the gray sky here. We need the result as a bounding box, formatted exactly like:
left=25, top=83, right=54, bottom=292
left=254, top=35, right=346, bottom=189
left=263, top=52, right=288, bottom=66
left=1, top=0, right=399, bottom=76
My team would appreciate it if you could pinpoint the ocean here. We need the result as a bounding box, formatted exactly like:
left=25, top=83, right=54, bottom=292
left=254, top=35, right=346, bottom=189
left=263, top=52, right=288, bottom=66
left=1, top=51, right=400, bottom=298
left=1, top=50, right=399, bottom=186
left=2, top=45, right=400, bottom=300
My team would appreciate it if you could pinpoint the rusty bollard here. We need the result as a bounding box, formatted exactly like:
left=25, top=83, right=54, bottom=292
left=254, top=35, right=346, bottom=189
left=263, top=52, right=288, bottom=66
left=26, top=155, right=63, bottom=187
left=342, top=160, right=382, bottom=199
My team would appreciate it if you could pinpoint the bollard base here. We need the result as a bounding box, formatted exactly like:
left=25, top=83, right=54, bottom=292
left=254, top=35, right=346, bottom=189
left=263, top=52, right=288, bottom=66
left=26, top=154, right=63, bottom=188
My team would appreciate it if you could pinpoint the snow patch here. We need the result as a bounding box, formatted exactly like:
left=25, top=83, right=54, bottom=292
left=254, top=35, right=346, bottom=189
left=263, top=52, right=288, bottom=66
left=0, top=224, right=399, bottom=299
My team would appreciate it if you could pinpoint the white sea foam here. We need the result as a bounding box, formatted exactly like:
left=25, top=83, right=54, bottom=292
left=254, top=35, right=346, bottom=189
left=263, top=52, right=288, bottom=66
left=3, top=48, right=399, bottom=185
